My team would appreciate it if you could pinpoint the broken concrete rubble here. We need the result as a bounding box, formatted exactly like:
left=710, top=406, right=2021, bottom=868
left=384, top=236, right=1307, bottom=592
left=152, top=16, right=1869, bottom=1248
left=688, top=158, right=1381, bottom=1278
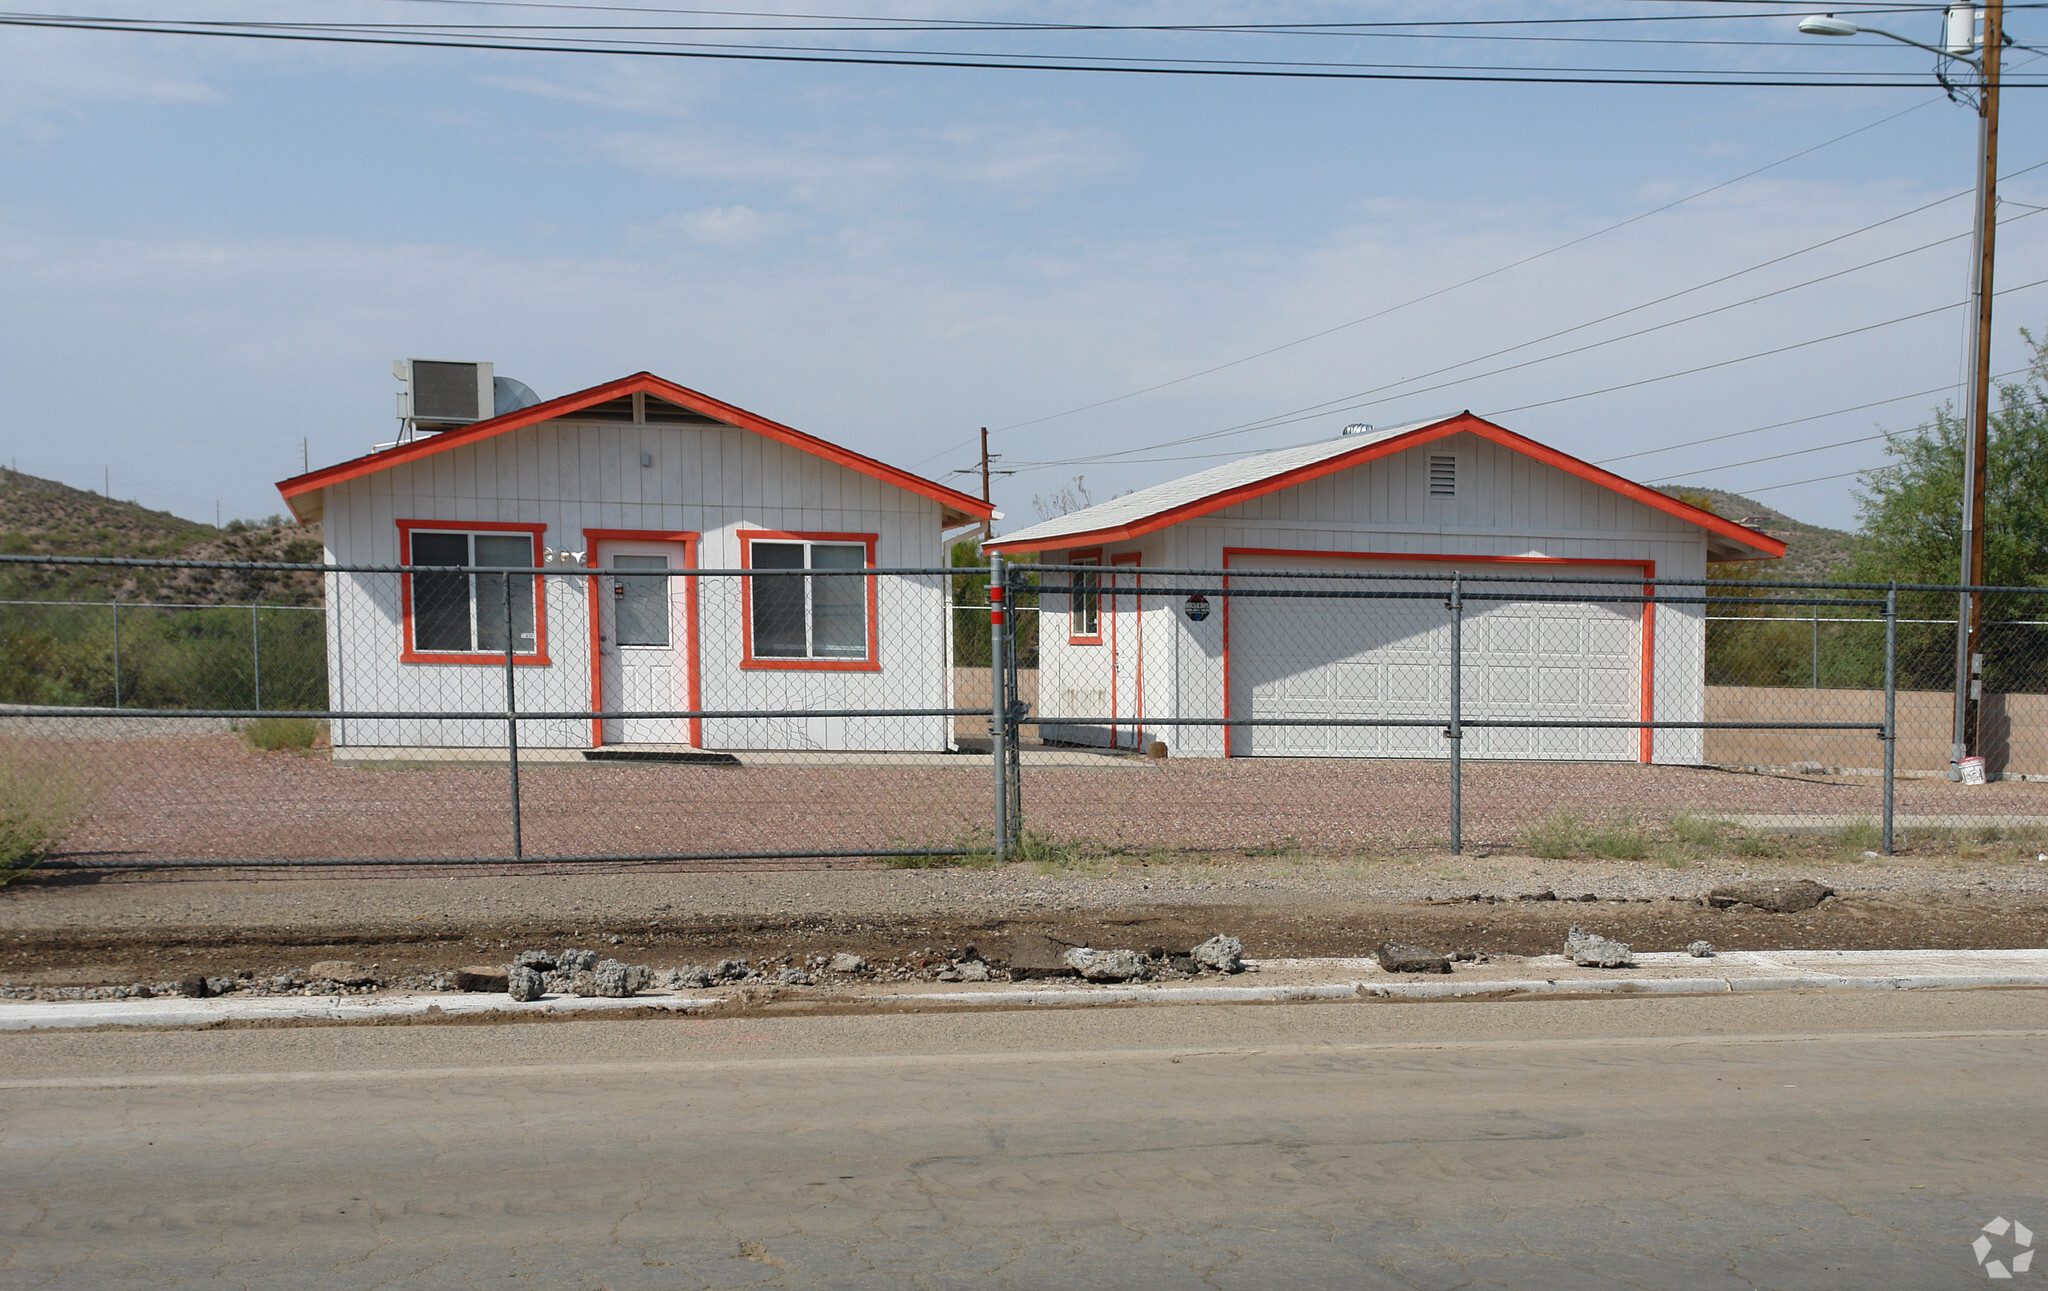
left=452, top=965, right=508, bottom=993
left=1192, top=934, right=1245, bottom=974
left=1375, top=943, right=1451, bottom=974
left=506, top=965, right=545, bottom=1002
left=1006, top=932, right=1081, bottom=980
left=1564, top=926, right=1633, bottom=968
left=1061, top=947, right=1149, bottom=981
left=308, top=960, right=375, bottom=986
left=828, top=953, right=868, bottom=975
left=1687, top=941, right=1715, bottom=958
left=1707, top=879, right=1835, bottom=913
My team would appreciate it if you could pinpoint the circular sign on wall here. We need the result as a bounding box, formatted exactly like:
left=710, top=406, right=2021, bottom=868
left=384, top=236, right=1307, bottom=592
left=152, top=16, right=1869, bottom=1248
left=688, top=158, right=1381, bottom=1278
left=1184, top=594, right=1211, bottom=622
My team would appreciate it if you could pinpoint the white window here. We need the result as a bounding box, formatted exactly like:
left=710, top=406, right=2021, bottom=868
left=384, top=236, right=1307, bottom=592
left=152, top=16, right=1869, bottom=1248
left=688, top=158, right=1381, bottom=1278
left=748, top=539, right=870, bottom=662
left=408, top=530, right=539, bottom=655
left=1068, top=554, right=1102, bottom=642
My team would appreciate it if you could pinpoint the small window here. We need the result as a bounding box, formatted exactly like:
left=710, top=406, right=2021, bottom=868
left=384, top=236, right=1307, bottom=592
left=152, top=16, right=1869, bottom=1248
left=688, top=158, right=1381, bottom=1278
left=1428, top=454, right=1457, bottom=498
left=407, top=530, right=539, bottom=655
left=748, top=539, right=870, bottom=662
left=1069, top=554, right=1102, bottom=642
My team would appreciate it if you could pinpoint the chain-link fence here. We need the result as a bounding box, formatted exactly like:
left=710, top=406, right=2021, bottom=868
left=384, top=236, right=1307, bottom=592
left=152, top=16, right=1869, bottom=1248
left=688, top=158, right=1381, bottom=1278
left=2, top=555, right=987, bottom=869
left=7, top=554, right=2048, bottom=871
left=996, top=561, right=2048, bottom=863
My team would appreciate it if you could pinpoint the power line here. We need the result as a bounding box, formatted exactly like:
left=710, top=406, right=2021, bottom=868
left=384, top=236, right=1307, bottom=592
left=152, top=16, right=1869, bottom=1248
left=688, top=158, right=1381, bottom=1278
left=1717, top=466, right=1871, bottom=493
left=359, top=1, right=2024, bottom=30
left=1037, top=196, right=2047, bottom=473
left=1492, top=274, right=2048, bottom=415
left=1648, top=430, right=1893, bottom=480
left=1009, top=279, right=2048, bottom=480
left=929, top=95, right=1946, bottom=468
left=13, top=12, right=2046, bottom=86
left=1594, top=375, right=2006, bottom=464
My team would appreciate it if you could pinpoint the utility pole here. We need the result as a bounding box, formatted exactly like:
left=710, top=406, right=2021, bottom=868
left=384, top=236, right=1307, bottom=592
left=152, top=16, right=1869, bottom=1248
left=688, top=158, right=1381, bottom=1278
left=1799, top=4, right=2007, bottom=776
left=1954, top=0, right=2003, bottom=775
left=979, top=427, right=993, bottom=541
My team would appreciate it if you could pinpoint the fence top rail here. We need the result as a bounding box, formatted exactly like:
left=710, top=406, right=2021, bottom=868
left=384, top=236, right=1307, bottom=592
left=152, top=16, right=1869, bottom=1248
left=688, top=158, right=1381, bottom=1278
left=0, top=598, right=321, bottom=611
left=1024, top=579, right=1886, bottom=609
left=2, top=552, right=2041, bottom=597
left=0, top=555, right=954, bottom=578
left=1006, top=562, right=2048, bottom=595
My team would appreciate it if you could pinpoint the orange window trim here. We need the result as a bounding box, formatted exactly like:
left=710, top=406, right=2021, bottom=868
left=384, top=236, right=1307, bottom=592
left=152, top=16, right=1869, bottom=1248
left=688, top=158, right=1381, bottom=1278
left=1065, top=548, right=1104, bottom=646
left=738, top=530, right=883, bottom=672
left=396, top=519, right=552, bottom=666
left=583, top=529, right=702, bottom=749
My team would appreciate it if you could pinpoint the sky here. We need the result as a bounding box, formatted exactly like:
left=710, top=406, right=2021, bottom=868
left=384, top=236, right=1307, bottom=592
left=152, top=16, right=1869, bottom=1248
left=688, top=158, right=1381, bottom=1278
left=4, top=1, right=2048, bottom=535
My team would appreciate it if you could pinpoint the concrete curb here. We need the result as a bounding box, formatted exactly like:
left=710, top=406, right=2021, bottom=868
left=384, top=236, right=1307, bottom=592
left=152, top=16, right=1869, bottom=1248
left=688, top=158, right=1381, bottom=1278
left=3, top=949, right=2044, bottom=1031
left=0, top=990, right=714, bottom=1032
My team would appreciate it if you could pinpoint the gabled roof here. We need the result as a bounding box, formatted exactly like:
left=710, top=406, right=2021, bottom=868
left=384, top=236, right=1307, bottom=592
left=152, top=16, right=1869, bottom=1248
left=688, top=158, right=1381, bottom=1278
left=276, top=371, right=995, bottom=527
left=984, top=411, right=1786, bottom=562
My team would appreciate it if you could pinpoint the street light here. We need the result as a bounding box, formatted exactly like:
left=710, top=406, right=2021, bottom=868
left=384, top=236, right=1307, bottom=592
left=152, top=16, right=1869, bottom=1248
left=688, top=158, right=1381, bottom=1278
left=1801, top=4, right=2004, bottom=779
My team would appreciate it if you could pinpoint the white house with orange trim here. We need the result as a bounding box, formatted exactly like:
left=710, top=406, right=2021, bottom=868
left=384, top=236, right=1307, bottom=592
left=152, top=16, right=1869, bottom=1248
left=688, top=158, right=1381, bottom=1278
left=276, top=371, right=992, bottom=753
left=984, top=413, right=1784, bottom=764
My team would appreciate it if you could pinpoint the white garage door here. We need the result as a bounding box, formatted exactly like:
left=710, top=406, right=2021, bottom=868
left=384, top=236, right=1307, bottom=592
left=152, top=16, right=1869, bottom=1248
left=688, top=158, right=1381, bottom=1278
left=1228, top=557, right=1641, bottom=760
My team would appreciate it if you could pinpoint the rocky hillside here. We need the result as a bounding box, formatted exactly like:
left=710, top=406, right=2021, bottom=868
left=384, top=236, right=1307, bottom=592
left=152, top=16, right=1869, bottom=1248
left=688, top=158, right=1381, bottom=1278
left=1664, top=485, right=1854, bottom=581
left=0, top=469, right=324, bottom=605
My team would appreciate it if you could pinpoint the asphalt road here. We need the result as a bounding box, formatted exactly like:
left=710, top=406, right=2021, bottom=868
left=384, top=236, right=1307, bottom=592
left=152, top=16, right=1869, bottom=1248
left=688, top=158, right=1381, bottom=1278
left=2, top=991, right=2043, bottom=1288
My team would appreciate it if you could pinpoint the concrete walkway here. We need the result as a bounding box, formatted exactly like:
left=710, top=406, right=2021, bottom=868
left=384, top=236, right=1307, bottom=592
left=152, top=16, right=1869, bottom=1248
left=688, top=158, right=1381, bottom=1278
left=4, top=947, right=2043, bottom=1031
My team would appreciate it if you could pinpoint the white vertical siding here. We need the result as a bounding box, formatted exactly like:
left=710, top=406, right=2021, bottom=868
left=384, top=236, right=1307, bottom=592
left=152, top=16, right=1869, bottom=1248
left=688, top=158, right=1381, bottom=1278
left=319, top=417, right=955, bottom=751
left=1023, top=433, right=1719, bottom=763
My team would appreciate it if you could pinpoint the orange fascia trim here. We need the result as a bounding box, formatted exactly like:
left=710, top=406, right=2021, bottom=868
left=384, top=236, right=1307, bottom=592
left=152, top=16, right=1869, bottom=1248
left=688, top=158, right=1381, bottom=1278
left=986, top=413, right=1786, bottom=560
left=276, top=372, right=994, bottom=525
left=583, top=529, right=701, bottom=749
left=1219, top=547, right=1658, bottom=764
left=738, top=530, right=883, bottom=673
left=396, top=520, right=551, bottom=667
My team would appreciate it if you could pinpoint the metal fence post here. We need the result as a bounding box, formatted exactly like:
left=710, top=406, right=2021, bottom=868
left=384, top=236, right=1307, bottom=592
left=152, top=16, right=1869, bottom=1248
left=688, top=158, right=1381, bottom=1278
left=1448, top=572, right=1463, bottom=855
left=110, top=594, right=121, bottom=709
left=1811, top=600, right=1820, bottom=689
left=1005, top=565, right=1022, bottom=847
left=1883, top=583, right=1897, bottom=855
left=503, top=572, right=523, bottom=860
left=251, top=602, right=262, bottom=712
left=989, top=553, right=1009, bottom=862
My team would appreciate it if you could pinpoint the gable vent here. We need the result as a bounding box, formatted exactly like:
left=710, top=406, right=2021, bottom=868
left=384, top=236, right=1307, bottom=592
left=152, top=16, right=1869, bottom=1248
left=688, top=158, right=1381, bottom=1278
left=1428, top=454, right=1457, bottom=498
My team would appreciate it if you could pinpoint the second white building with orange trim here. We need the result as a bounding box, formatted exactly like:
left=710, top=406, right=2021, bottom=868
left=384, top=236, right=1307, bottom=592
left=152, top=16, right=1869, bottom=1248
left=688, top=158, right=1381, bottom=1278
left=983, top=413, right=1785, bottom=765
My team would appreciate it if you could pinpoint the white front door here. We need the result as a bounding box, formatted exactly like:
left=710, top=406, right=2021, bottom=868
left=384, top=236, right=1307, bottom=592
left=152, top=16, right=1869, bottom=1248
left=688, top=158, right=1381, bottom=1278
left=595, top=539, right=691, bottom=745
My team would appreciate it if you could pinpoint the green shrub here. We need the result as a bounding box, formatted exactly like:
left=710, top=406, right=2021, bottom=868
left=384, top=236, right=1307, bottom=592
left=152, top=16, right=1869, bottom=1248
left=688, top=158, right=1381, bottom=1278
left=1524, top=810, right=1587, bottom=859
left=1835, top=818, right=1882, bottom=851
left=242, top=717, right=323, bottom=751
left=0, top=749, right=92, bottom=880
left=1586, top=818, right=1650, bottom=860
left=1669, top=812, right=1729, bottom=849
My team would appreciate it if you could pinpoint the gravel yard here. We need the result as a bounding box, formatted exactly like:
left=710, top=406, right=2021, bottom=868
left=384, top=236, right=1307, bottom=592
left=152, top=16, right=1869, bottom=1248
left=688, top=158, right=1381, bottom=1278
left=22, top=732, right=2048, bottom=865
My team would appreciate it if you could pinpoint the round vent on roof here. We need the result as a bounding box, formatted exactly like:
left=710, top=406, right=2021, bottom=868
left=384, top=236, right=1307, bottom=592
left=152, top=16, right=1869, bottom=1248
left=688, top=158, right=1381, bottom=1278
left=1341, top=422, right=1374, bottom=437
left=493, top=376, right=541, bottom=417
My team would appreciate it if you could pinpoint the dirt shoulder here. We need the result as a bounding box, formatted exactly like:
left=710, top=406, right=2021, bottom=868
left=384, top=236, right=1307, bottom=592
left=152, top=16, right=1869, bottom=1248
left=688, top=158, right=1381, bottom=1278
left=4, top=852, right=2046, bottom=989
